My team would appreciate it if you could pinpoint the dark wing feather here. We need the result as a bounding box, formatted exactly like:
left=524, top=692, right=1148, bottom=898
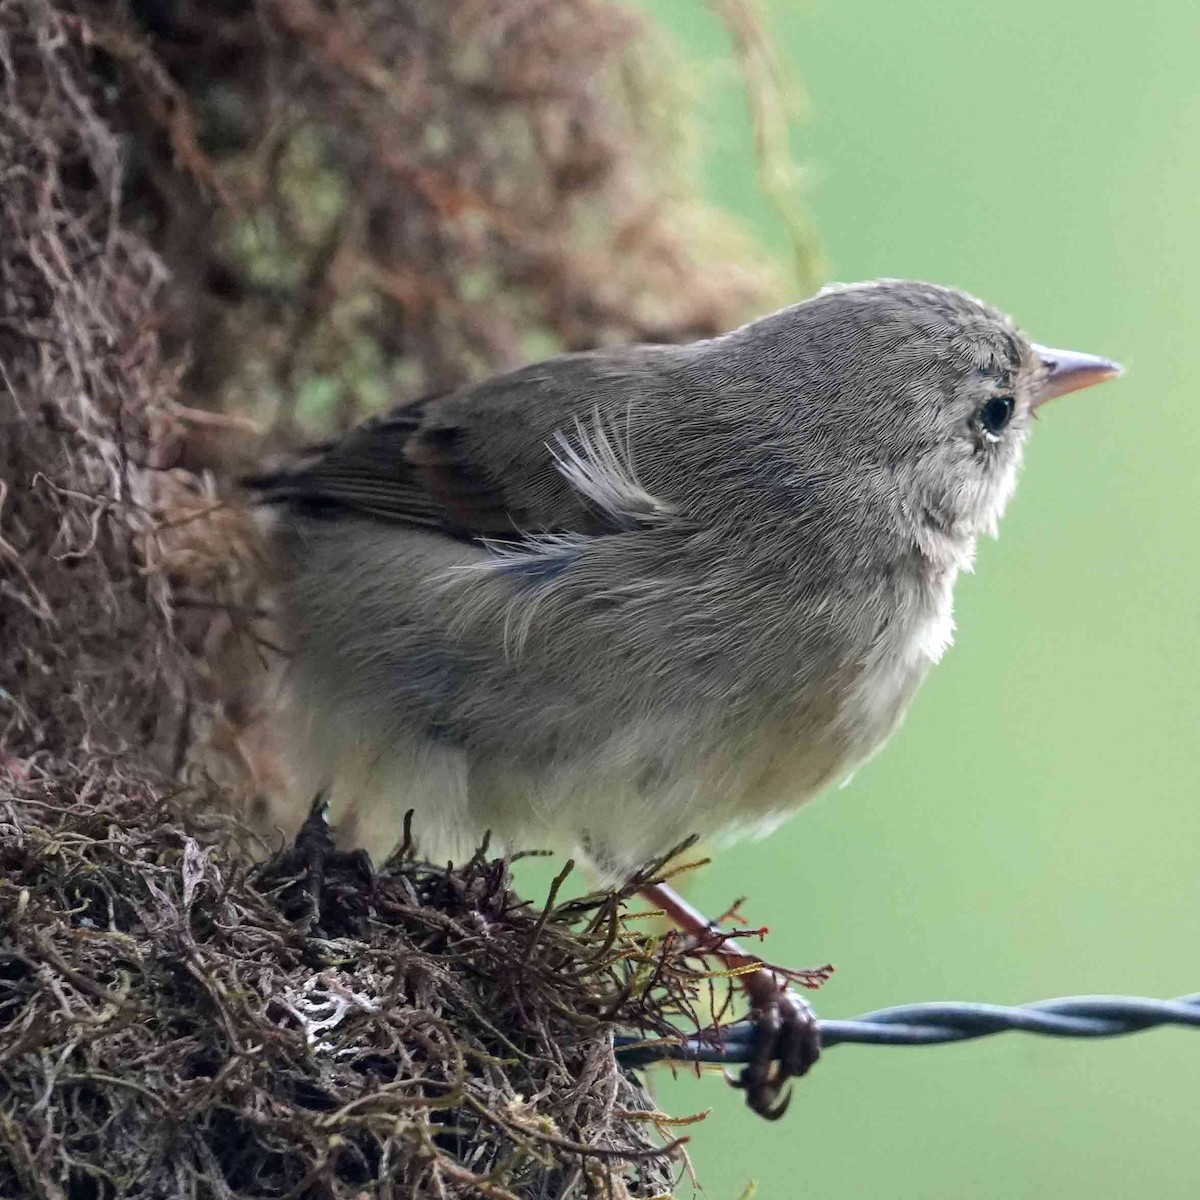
left=243, top=348, right=665, bottom=540
left=244, top=401, right=463, bottom=529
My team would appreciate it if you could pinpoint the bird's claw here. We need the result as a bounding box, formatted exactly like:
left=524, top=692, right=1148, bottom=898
left=284, top=795, right=374, bottom=934
left=729, top=986, right=820, bottom=1120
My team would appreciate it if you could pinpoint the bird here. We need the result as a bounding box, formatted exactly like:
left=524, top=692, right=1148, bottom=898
left=246, top=279, right=1122, bottom=1116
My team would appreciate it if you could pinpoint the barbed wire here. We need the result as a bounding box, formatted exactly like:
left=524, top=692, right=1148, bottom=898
left=613, top=993, right=1200, bottom=1066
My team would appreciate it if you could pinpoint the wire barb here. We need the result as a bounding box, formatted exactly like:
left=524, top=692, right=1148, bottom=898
left=613, top=993, right=1200, bottom=1066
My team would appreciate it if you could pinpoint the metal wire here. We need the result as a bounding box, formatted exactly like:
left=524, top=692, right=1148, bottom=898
left=613, top=993, right=1200, bottom=1067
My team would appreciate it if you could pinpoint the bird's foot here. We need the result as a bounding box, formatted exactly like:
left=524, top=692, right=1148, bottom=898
left=274, top=796, right=374, bottom=935
left=637, top=878, right=828, bottom=1118
left=729, top=978, right=821, bottom=1120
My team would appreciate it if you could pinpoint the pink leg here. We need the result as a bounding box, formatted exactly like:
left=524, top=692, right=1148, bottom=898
left=640, top=879, right=821, bottom=1119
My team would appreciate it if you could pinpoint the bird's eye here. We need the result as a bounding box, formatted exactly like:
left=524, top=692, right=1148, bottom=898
left=980, top=395, right=1015, bottom=437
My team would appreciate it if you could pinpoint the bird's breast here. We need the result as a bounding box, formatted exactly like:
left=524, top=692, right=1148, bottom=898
left=714, top=569, right=958, bottom=840
left=837, top=571, right=957, bottom=764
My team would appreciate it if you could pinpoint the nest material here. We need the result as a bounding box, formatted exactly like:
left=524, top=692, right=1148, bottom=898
left=0, top=0, right=812, bottom=1194
left=104, top=0, right=789, bottom=459
left=0, top=766, right=713, bottom=1199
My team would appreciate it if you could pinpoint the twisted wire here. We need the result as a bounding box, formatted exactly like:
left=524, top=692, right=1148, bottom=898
left=613, top=993, right=1200, bottom=1067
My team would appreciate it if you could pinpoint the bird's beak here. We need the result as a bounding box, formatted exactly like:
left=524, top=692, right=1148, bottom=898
left=1031, top=344, right=1124, bottom=408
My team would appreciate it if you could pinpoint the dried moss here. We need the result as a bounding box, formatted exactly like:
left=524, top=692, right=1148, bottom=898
left=98, top=0, right=792, bottom=457
left=0, top=767, right=717, bottom=1198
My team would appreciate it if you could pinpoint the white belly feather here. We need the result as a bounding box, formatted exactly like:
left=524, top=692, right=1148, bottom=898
left=841, top=570, right=958, bottom=765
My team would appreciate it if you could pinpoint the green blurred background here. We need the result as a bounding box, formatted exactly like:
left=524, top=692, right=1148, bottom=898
left=633, top=2, right=1200, bottom=1196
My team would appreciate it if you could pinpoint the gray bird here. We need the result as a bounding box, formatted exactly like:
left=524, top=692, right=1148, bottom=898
left=248, top=279, right=1121, bottom=1116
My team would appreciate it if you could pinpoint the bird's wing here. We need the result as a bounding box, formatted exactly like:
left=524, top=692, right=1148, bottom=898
left=244, top=350, right=675, bottom=541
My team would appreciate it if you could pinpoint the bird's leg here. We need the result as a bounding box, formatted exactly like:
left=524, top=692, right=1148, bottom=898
left=640, top=879, right=820, bottom=1120
left=287, top=794, right=374, bottom=933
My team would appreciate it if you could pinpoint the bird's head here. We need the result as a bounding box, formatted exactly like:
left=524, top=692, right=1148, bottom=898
left=744, top=279, right=1123, bottom=549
